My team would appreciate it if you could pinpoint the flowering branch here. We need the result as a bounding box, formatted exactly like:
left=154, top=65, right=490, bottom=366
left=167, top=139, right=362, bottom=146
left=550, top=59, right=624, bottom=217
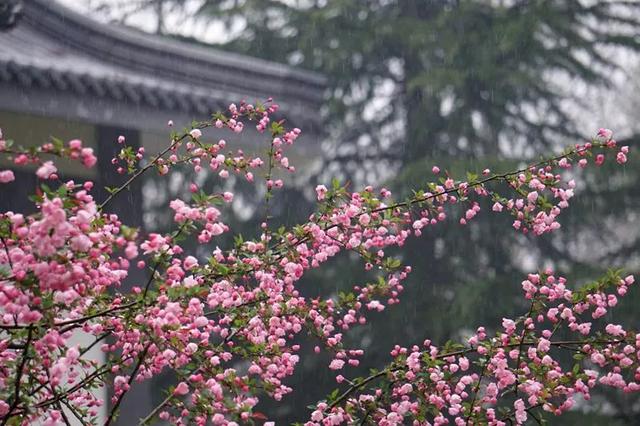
left=0, top=106, right=633, bottom=426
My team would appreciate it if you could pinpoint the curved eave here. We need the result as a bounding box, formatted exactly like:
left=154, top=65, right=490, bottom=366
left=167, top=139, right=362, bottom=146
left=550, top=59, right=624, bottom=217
left=28, top=0, right=326, bottom=106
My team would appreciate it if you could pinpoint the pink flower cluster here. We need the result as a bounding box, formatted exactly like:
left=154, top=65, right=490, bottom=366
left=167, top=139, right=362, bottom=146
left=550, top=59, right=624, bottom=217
left=0, top=136, right=96, bottom=182
left=0, top=116, right=634, bottom=426
left=310, top=271, right=639, bottom=425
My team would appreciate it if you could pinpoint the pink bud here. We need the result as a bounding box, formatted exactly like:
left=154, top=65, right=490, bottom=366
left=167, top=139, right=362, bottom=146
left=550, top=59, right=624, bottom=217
left=174, top=382, right=189, bottom=395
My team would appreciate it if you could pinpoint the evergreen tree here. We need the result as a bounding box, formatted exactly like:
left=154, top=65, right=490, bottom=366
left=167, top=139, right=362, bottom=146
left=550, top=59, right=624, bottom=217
left=95, top=0, right=640, bottom=174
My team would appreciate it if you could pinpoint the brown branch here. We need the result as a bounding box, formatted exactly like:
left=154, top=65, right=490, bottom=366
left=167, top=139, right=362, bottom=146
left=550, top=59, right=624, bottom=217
left=327, top=337, right=629, bottom=414
left=104, top=344, right=151, bottom=426
left=28, top=353, right=137, bottom=412
left=139, top=390, right=175, bottom=425
left=58, top=302, right=140, bottom=332
left=44, top=370, right=73, bottom=426
left=0, top=302, right=140, bottom=331
left=99, top=124, right=209, bottom=210
left=1, top=326, right=33, bottom=425
left=328, top=367, right=400, bottom=410
left=369, top=144, right=597, bottom=216
left=142, top=221, right=190, bottom=301
left=500, top=403, right=544, bottom=422
left=30, top=366, right=111, bottom=410
left=464, top=346, right=492, bottom=424
left=514, top=300, right=537, bottom=399
left=0, top=234, right=13, bottom=270
left=203, top=143, right=600, bottom=289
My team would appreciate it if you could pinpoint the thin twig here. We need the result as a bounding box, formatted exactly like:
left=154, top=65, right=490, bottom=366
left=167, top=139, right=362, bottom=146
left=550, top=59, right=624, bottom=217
left=104, top=344, right=151, bottom=426
left=99, top=125, right=207, bottom=210
left=139, top=391, right=174, bottom=425
left=0, top=234, right=13, bottom=270
left=1, top=326, right=33, bottom=425
left=327, top=337, right=628, bottom=413
left=514, top=300, right=537, bottom=399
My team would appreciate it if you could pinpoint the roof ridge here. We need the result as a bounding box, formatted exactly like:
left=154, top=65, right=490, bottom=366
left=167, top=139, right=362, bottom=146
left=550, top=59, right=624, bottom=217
left=29, top=0, right=325, bottom=87
left=0, top=0, right=325, bottom=130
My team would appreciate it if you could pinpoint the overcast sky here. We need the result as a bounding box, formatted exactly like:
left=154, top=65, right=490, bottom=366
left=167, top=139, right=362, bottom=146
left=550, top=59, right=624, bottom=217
left=57, top=0, right=230, bottom=43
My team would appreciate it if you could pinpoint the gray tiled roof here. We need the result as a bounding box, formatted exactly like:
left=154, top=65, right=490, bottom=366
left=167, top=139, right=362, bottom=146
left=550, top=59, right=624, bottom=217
left=0, top=0, right=325, bottom=119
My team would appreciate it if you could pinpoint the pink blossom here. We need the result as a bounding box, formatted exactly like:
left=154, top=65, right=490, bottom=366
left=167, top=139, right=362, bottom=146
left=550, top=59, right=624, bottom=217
left=36, top=161, right=57, bottom=179
left=183, top=256, right=199, bottom=270
left=0, top=170, right=14, bottom=183
left=605, top=323, right=625, bottom=337
left=316, top=184, right=328, bottom=201
left=502, top=318, right=516, bottom=334
left=597, top=128, right=613, bottom=141
left=174, top=382, right=190, bottom=395
left=514, top=399, right=527, bottom=424
left=81, top=147, right=97, bottom=168
left=189, top=129, right=202, bottom=139
left=617, top=152, right=627, bottom=164
left=329, top=359, right=345, bottom=370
